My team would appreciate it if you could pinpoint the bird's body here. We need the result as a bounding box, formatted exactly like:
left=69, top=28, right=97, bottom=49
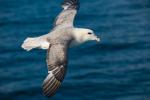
left=21, top=0, right=100, bottom=97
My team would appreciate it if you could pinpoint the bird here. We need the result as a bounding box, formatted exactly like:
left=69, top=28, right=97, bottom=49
left=21, top=0, right=100, bottom=97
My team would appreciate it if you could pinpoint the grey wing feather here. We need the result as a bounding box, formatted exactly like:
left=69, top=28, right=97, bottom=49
left=54, top=0, right=80, bottom=27
left=42, top=44, right=68, bottom=97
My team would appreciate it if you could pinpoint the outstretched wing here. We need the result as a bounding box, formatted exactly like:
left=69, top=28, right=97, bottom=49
left=42, top=44, right=68, bottom=97
left=54, top=0, right=80, bottom=27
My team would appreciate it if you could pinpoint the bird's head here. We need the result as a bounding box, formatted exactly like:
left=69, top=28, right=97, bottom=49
left=73, top=28, right=100, bottom=44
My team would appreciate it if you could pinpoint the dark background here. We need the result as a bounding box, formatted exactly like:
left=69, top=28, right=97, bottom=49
left=0, top=0, right=150, bottom=100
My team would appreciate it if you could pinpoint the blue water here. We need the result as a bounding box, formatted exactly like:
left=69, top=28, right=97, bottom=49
left=0, top=0, right=150, bottom=100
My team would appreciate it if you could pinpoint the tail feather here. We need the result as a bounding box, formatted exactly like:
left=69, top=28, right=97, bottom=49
left=21, top=37, right=49, bottom=51
left=21, top=37, right=39, bottom=51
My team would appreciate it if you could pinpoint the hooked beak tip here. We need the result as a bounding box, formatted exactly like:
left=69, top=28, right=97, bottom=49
left=96, top=38, right=100, bottom=42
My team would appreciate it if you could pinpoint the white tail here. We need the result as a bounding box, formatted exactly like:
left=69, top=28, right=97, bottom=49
left=21, top=37, right=50, bottom=51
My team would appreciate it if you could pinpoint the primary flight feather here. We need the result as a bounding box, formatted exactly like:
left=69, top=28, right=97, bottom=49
left=21, top=0, right=100, bottom=97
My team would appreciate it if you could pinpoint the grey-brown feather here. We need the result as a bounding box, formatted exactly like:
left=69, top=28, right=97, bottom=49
left=47, top=26, right=74, bottom=44
left=46, top=44, right=68, bottom=71
left=42, top=27, right=74, bottom=97
left=54, top=9, right=77, bottom=27
left=53, top=0, right=79, bottom=27
left=42, top=75, right=61, bottom=97
left=42, top=44, right=69, bottom=97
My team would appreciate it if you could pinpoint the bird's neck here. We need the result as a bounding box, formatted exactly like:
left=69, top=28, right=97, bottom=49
left=70, top=28, right=85, bottom=47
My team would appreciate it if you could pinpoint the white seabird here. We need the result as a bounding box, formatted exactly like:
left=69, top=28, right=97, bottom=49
left=21, top=0, right=100, bottom=97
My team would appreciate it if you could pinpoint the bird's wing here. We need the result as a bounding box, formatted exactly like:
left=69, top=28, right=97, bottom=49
left=42, top=44, right=68, bottom=97
left=54, top=0, right=80, bottom=27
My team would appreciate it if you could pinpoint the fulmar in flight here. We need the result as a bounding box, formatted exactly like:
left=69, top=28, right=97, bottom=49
left=21, top=0, right=100, bottom=97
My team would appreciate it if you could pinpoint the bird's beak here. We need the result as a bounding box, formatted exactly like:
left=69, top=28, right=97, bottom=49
left=96, top=37, right=100, bottom=42
left=93, top=35, right=100, bottom=42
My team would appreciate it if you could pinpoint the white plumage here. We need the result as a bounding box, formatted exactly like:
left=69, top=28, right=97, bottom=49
left=22, top=37, right=49, bottom=51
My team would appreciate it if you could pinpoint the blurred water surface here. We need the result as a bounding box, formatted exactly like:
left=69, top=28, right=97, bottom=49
left=0, top=0, right=150, bottom=100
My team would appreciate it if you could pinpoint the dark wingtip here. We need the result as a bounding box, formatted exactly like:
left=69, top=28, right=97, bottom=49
left=42, top=74, right=61, bottom=97
left=62, top=0, right=80, bottom=10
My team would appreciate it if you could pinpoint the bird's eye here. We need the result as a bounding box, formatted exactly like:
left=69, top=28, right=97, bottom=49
left=88, top=32, right=92, bottom=35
